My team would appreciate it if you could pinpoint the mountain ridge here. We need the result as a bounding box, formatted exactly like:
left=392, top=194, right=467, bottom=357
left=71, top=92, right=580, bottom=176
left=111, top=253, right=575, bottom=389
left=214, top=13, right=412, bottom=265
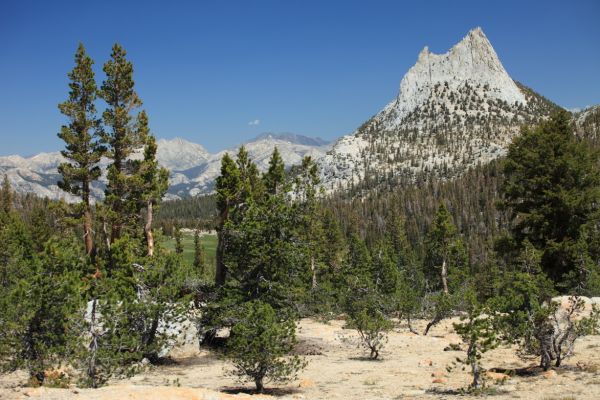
left=0, top=133, right=330, bottom=201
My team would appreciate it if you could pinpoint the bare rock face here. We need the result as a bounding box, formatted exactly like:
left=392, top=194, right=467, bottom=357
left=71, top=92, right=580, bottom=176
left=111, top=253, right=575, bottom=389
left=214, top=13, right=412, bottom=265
left=386, top=27, right=525, bottom=130
left=320, top=27, right=559, bottom=192
left=552, top=296, right=599, bottom=321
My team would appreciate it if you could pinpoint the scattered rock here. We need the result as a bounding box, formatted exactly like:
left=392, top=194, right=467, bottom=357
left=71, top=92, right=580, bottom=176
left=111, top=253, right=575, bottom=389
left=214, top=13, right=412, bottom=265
left=419, top=358, right=433, bottom=367
left=486, top=371, right=510, bottom=381
left=432, top=377, right=447, bottom=384
left=431, top=370, right=447, bottom=378
left=443, top=343, right=462, bottom=351
left=298, top=379, right=315, bottom=388
left=542, top=369, right=557, bottom=379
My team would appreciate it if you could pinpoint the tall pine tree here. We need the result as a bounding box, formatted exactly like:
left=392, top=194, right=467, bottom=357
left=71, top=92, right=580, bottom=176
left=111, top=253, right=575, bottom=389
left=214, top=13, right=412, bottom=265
left=100, top=44, right=144, bottom=243
left=130, top=114, right=169, bottom=257
left=215, top=153, right=241, bottom=286
left=263, top=147, right=285, bottom=195
left=57, top=43, right=105, bottom=256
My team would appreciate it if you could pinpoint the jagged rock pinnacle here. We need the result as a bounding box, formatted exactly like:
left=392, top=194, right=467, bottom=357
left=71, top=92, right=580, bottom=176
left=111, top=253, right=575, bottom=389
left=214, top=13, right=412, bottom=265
left=319, top=27, right=550, bottom=191
left=387, top=27, right=526, bottom=129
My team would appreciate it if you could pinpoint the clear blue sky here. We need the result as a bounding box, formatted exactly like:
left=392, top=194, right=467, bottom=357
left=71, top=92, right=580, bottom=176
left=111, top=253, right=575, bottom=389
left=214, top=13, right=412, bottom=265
left=1, top=0, right=599, bottom=156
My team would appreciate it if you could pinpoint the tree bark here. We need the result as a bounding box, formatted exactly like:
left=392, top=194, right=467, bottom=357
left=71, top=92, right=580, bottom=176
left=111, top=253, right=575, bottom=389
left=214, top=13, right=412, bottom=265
left=468, top=341, right=481, bottom=388
left=407, top=315, right=419, bottom=335
left=215, top=231, right=226, bottom=286
left=310, top=255, right=317, bottom=289
left=102, top=220, right=111, bottom=251
left=145, top=201, right=154, bottom=257
left=424, top=315, right=442, bottom=336
left=88, top=297, right=98, bottom=388
left=441, top=258, right=449, bottom=294
left=255, top=377, right=264, bottom=393
left=83, top=208, right=94, bottom=257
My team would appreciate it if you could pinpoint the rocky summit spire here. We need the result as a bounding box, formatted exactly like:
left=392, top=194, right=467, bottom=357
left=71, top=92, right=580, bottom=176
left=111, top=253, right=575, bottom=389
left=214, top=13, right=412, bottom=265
left=320, top=27, right=558, bottom=192
left=384, top=27, right=526, bottom=129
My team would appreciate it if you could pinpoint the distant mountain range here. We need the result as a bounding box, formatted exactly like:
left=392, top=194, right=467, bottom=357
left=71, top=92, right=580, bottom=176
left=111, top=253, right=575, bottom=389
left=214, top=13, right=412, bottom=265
left=1, top=27, right=598, bottom=202
left=0, top=134, right=331, bottom=201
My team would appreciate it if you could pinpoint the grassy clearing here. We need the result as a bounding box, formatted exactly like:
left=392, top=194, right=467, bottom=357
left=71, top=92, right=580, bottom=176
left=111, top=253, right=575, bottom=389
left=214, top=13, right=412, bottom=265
left=163, top=232, right=217, bottom=279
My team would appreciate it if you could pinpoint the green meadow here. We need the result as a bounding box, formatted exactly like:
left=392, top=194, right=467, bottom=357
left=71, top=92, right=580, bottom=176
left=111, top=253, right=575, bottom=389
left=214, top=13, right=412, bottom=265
left=163, top=232, right=217, bottom=279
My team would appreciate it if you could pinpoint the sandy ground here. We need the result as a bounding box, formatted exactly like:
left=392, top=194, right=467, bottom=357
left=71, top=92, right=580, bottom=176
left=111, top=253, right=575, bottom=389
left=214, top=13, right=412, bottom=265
left=2, top=317, right=600, bottom=399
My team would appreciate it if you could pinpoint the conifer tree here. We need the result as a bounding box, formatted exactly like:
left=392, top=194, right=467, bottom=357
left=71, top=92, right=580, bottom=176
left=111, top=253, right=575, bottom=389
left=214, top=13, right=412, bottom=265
left=193, top=229, right=205, bottom=276
left=422, top=204, right=467, bottom=335
left=452, top=289, right=499, bottom=389
left=341, top=234, right=372, bottom=298
left=0, top=237, right=84, bottom=385
left=100, top=44, right=144, bottom=243
left=131, top=117, right=169, bottom=257
left=263, top=147, right=285, bottom=195
left=224, top=183, right=303, bottom=311
left=226, top=301, right=306, bottom=393
left=0, top=174, right=12, bottom=215
left=235, top=145, right=262, bottom=204
left=57, top=43, right=104, bottom=256
left=500, top=110, right=600, bottom=292
left=215, top=153, right=241, bottom=286
left=424, top=204, right=466, bottom=294
left=293, top=156, right=323, bottom=290
left=386, top=214, right=423, bottom=332
left=174, top=225, right=183, bottom=254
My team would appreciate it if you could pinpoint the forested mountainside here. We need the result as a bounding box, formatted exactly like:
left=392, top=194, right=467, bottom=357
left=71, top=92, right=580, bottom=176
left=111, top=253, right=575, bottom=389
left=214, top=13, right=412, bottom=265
left=324, top=105, right=600, bottom=264
left=153, top=105, right=600, bottom=267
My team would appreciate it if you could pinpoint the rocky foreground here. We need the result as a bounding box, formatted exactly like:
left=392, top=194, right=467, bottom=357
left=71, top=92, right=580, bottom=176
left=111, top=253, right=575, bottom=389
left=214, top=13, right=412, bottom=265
left=2, top=316, right=600, bottom=400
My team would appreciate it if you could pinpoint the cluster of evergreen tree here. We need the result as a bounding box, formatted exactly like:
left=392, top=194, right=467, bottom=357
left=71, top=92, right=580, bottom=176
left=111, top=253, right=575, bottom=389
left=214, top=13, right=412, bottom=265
left=0, top=44, right=194, bottom=387
left=155, top=195, right=217, bottom=236
left=202, top=110, right=600, bottom=391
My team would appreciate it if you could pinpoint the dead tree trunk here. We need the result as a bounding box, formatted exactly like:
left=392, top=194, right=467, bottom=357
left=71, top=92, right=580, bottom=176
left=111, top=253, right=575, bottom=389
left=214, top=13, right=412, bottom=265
left=144, top=200, right=154, bottom=257
left=83, top=208, right=94, bottom=257
left=310, top=255, right=317, bottom=289
left=441, top=258, right=449, bottom=294
left=87, top=296, right=99, bottom=388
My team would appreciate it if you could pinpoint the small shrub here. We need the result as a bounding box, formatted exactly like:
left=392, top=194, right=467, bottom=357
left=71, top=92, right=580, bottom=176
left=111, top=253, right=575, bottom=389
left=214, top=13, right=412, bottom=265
left=346, top=305, right=393, bottom=360
left=226, top=301, right=306, bottom=393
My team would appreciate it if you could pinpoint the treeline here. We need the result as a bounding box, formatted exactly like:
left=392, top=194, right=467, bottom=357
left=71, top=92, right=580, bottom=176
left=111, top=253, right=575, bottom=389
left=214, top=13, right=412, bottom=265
left=0, top=43, right=195, bottom=388
left=155, top=194, right=217, bottom=235
left=326, top=160, right=506, bottom=265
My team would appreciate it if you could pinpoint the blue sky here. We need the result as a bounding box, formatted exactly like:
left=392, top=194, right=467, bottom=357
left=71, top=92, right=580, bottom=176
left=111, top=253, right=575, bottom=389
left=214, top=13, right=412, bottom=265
left=1, top=0, right=599, bottom=156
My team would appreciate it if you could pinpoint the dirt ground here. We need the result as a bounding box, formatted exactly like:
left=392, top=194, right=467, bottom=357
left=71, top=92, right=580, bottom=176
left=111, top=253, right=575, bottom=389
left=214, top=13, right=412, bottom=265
left=1, top=317, right=600, bottom=400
